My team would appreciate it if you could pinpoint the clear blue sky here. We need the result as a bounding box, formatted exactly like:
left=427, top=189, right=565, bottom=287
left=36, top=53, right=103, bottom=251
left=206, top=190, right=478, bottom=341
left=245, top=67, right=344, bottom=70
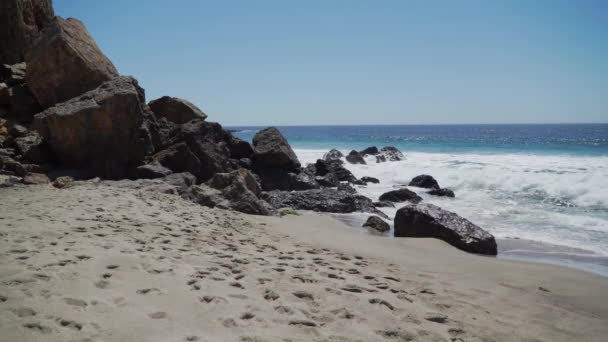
left=54, top=0, right=607, bottom=126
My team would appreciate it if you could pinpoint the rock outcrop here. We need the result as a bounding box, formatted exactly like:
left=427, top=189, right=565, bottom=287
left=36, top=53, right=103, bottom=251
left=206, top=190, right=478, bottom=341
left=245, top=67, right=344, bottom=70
left=32, top=76, right=154, bottom=179
left=394, top=203, right=497, bottom=255
left=378, top=146, right=404, bottom=161
left=359, top=146, right=379, bottom=155
left=261, top=188, right=387, bottom=218
left=378, top=188, right=422, bottom=203
left=252, top=127, right=300, bottom=170
left=428, top=188, right=455, bottom=198
left=26, top=16, right=119, bottom=108
left=409, top=174, right=440, bottom=190
left=323, top=149, right=343, bottom=162
left=0, top=0, right=55, bottom=64
left=363, top=215, right=390, bottom=233
left=148, top=96, right=207, bottom=124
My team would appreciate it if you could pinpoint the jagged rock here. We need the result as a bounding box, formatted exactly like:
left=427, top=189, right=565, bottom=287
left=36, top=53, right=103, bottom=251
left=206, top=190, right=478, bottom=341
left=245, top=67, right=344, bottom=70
left=191, top=184, right=229, bottom=208
left=13, top=131, right=49, bottom=164
left=238, top=158, right=252, bottom=169
left=33, top=76, right=154, bottom=179
left=252, top=127, right=300, bottom=170
left=163, top=172, right=196, bottom=194
left=379, top=146, right=404, bottom=161
left=375, top=154, right=387, bottom=163
left=409, top=174, right=440, bottom=190
left=257, top=169, right=319, bottom=191
left=9, top=124, right=28, bottom=137
left=359, top=146, right=379, bottom=155
left=373, top=201, right=395, bottom=208
left=205, top=168, right=275, bottom=215
left=361, top=176, right=379, bottom=184
left=394, top=203, right=497, bottom=255
left=26, top=16, right=119, bottom=108
left=22, top=172, right=49, bottom=184
left=428, top=188, right=455, bottom=198
left=313, top=159, right=357, bottom=183
left=0, top=0, right=55, bottom=64
left=261, top=188, right=387, bottom=218
left=135, top=163, right=172, bottom=179
left=363, top=216, right=390, bottom=233
left=323, top=149, right=344, bottom=162
left=337, top=183, right=356, bottom=194
left=345, top=150, right=366, bottom=164
left=52, top=176, right=74, bottom=189
left=148, top=96, right=207, bottom=124
left=378, top=188, right=422, bottom=203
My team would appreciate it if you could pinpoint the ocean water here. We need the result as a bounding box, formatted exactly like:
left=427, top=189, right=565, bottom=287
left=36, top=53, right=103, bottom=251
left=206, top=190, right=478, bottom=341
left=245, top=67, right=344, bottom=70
left=231, top=124, right=608, bottom=276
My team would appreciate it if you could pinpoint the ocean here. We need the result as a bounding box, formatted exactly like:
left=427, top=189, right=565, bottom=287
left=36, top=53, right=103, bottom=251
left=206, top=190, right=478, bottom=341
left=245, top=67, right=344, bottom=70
left=231, top=124, right=608, bottom=277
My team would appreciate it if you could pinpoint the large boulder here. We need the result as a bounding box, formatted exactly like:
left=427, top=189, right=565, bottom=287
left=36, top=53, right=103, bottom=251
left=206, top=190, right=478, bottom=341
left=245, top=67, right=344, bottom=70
left=345, top=150, right=366, bottom=164
left=148, top=96, right=207, bottom=124
left=428, top=188, right=455, bottom=198
left=378, top=188, right=422, bottom=203
left=26, top=16, right=119, bottom=108
left=0, top=0, right=55, bottom=64
left=409, top=175, right=440, bottom=190
left=379, top=146, right=404, bottom=161
left=261, top=188, right=387, bottom=218
left=359, top=146, right=379, bottom=155
left=394, top=203, right=497, bottom=255
left=252, top=127, right=300, bottom=170
left=363, top=216, right=390, bottom=233
left=32, top=76, right=154, bottom=179
left=313, top=159, right=357, bottom=183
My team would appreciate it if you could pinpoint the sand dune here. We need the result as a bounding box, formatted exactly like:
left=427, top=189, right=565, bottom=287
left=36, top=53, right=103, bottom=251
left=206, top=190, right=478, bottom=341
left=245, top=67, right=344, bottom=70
left=1, top=180, right=607, bottom=342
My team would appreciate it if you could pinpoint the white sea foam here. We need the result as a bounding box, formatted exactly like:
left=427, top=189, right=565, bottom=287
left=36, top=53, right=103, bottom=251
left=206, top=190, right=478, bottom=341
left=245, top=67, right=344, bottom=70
left=295, top=149, right=608, bottom=256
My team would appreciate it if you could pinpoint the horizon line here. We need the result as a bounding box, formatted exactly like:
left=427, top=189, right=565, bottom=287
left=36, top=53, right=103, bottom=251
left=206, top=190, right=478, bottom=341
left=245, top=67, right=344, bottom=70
left=223, top=122, right=608, bottom=128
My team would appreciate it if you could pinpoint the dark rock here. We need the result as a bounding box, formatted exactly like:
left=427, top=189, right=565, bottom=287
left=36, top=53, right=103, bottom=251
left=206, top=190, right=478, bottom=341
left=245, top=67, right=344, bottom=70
left=337, top=183, right=356, bottom=193
left=228, top=137, right=254, bottom=160
left=261, top=188, right=387, bottom=218
left=14, top=162, right=46, bottom=177
left=7, top=83, right=41, bottom=122
left=151, top=142, right=200, bottom=179
left=361, top=176, right=379, bottom=184
left=314, top=159, right=357, bottom=183
left=359, top=146, right=379, bottom=155
left=191, top=184, right=229, bottom=208
left=252, top=127, right=300, bottom=170
left=26, top=16, right=119, bottom=108
left=22, top=172, right=49, bottom=184
left=363, top=216, right=390, bottom=233
left=394, top=203, right=497, bottom=255
left=345, top=150, right=366, bottom=165
left=257, top=169, right=319, bottom=191
left=0, top=83, right=9, bottom=106
left=33, top=76, right=154, bottom=179
left=9, top=124, right=28, bottom=137
left=351, top=179, right=366, bottom=185
left=13, top=131, right=49, bottom=164
left=373, top=201, right=395, bottom=208
left=409, top=175, right=440, bottom=190
left=323, top=149, right=343, bottom=162
left=428, top=188, right=455, bottom=198
left=0, top=62, right=27, bottom=86
left=378, top=188, right=422, bottom=203
left=315, top=172, right=339, bottom=187
left=135, top=163, right=172, bottom=179
left=238, top=158, right=252, bottom=169
left=148, top=96, right=207, bottom=124
left=375, top=154, right=387, bottom=163
left=0, top=0, right=55, bottom=64
left=205, top=168, right=275, bottom=215
left=379, top=146, right=404, bottom=161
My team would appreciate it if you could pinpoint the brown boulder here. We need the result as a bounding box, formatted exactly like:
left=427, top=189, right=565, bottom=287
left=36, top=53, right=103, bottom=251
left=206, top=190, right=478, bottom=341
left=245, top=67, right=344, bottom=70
left=32, top=76, right=154, bottom=179
left=148, top=96, right=207, bottom=124
left=0, top=0, right=55, bottom=64
left=26, top=16, right=119, bottom=108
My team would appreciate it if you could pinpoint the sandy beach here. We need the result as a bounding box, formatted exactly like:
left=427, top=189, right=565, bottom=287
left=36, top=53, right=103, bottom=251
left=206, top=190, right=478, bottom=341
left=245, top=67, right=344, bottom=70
left=1, top=180, right=606, bottom=342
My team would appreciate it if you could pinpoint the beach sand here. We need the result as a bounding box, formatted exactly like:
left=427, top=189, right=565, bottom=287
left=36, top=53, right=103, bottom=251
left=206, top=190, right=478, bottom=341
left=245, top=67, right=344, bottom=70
left=1, top=180, right=607, bottom=342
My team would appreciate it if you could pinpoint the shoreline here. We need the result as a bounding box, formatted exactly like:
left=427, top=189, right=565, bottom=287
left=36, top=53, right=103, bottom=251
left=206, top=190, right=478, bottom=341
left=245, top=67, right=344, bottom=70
left=1, top=182, right=607, bottom=341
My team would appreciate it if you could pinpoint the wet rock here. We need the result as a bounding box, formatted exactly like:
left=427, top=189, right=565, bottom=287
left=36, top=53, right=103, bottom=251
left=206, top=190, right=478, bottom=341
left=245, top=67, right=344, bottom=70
left=394, top=203, right=497, bottom=255
left=375, top=154, right=387, bottom=163
left=345, top=150, right=366, bottom=164
left=359, top=146, right=379, bottom=155
left=26, top=16, right=119, bottom=108
left=363, top=216, right=390, bottom=233
left=378, top=188, right=422, bottom=203
left=428, top=188, right=455, bottom=198
left=32, top=76, right=154, bottom=179
left=361, top=176, right=379, bottom=184
left=379, top=146, right=404, bottom=161
left=337, top=183, right=357, bottom=194
left=148, top=96, right=207, bottom=124
left=373, top=201, right=395, bottom=208
left=261, top=188, right=387, bottom=218
left=409, top=174, right=440, bottom=190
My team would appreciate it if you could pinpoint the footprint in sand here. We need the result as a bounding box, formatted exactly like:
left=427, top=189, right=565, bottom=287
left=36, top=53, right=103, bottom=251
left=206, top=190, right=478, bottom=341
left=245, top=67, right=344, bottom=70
left=148, top=311, right=168, bottom=319
left=10, top=307, right=36, bottom=317
left=23, top=322, right=52, bottom=334
left=63, top=298, right=88, bottom=307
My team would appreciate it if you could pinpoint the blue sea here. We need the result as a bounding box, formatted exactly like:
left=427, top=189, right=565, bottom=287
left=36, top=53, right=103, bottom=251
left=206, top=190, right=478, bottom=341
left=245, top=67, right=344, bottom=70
left=231, top=124, right=608, bottom=277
